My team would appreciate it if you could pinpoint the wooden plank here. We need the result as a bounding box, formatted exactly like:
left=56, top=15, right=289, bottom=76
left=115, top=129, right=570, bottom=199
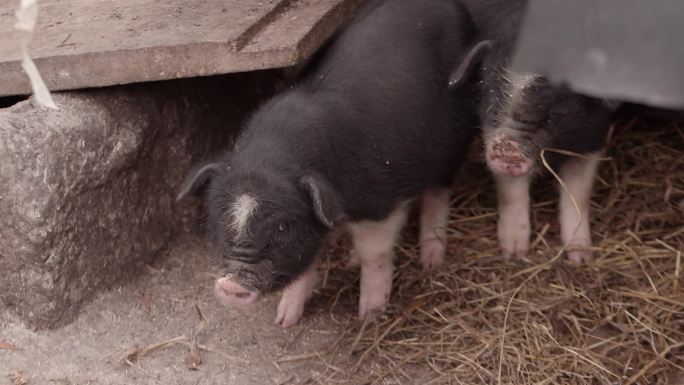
left=0, top=0, right=363, bottom=96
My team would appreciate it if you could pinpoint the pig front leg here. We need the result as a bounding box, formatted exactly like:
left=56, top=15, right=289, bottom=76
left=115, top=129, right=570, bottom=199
left=275, top=260, right=319, bottom=328
left=419, top=187, right=451, bottom=271
left=496, top=174, right=532, bottom=258
left=348, top=204, right=408, bottom=319
left=558, top=155, right=600, bottom=263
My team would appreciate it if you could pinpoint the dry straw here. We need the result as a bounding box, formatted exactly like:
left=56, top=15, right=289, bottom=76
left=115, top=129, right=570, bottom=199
left=310, top=116, right=684, bottom=384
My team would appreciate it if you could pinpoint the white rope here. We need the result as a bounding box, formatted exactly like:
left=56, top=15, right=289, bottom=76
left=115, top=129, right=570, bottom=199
left=15, top=0, right=57, bottom=109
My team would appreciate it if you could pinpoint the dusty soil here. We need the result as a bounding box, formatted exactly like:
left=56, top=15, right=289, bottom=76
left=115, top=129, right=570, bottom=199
left=0, top=236, right=386, bottom=385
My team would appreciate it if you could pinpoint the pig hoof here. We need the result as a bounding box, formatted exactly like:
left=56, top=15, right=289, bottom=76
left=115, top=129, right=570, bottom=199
left=420, top=238, right=446, bottom=271
left=498, top=223, right=530, bottom=259
left=275, top=292, right=307, bottom=328
left=486, top=138, right=534, bottom=177
left=347, top=249, right=360, bottom=269
left=358, top=292, right=388, bottom=320
left=566, top=248, right=593, bottom=264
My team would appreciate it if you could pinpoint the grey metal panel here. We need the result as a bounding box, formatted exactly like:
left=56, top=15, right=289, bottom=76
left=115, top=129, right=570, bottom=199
left=512, top=0, right=684, bottom=109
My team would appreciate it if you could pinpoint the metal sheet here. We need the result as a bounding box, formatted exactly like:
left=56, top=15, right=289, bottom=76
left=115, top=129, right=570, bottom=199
left=512, top=0, right=684, bottom=109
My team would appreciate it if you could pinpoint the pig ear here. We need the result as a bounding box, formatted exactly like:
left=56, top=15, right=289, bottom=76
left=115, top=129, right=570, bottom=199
left=300, top=175, right=345, bottom=228
left=448, top=40, right=492, bottom=89
left=176, top=162, right=222, bottom=201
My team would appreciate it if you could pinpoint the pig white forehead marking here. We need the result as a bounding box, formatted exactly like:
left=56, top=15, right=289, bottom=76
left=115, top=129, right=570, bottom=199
left=229, top=194, right=258, bottom=241
left=488, top=68, right=543, bottom=138
left=501, top=69, right=540, bottom=106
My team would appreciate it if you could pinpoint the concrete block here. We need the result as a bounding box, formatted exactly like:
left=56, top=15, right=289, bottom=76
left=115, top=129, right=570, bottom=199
left=0, top=72, right=280, bottom=329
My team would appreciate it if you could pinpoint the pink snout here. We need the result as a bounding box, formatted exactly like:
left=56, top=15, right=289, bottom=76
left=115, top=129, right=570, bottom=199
left=214, top=277, right=259, bottom=307
left=486, top=136, right=534, bottom=177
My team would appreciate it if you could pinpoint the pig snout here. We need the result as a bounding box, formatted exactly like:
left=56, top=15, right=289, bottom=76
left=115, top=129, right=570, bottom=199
left=214, top=277, right=259, bottom=307
left=485, top=134, right=534, bottom=177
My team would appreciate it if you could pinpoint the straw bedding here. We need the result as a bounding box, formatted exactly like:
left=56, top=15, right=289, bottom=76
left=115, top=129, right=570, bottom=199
left=312, top=115, right=684, bottom=384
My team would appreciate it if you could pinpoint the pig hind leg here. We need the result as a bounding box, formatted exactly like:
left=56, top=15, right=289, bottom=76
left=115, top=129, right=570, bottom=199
left=496, top=174, right=532, bottom=258
left=348, top=204, right=409, bottom=319
left=558, top=154, right=601, bottom=263
left=419, top=187, right=451, bottom=271
left=275, top=260, right=319, bottom=328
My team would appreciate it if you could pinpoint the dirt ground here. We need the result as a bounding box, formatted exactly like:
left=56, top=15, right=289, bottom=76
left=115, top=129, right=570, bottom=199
left=3, top=228, right=682, bottom=385
left=1, top=236, right=391, bottom=385
left=3, top=237, right=683, bottom=385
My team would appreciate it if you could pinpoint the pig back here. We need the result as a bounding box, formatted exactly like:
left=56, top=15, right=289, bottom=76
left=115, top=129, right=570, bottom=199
left=295, top=0, right=480, bottom=220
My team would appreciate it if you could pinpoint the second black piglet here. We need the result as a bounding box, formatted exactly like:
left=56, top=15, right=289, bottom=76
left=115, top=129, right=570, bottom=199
left=178, top=0, right=482, bottom=327
left=459, top=0, right=619, bottom=262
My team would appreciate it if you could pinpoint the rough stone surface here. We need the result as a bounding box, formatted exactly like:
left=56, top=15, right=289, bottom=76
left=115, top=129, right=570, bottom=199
left=0, top=0, right=364, bottom=96
left=0, top=71, right=282, bottom=329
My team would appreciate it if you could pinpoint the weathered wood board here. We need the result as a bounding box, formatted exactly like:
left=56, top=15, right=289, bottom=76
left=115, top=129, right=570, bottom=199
left=0, top=0, right=363, bottom=96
